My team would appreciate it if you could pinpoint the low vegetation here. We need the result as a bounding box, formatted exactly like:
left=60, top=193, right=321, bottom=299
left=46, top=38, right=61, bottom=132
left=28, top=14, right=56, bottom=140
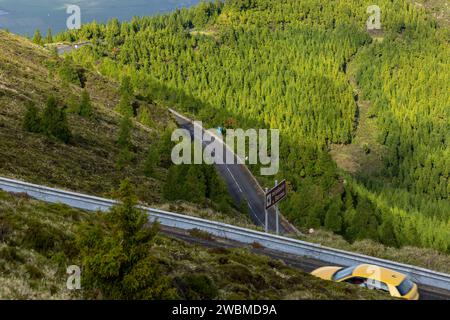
left=0, top=189, right=390, bottom=300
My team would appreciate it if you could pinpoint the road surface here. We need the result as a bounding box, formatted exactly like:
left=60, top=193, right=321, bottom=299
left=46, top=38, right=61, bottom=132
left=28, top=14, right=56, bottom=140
left=171, top=111, right=297, bottom=235
left=51, top=41, right=91, bottom=55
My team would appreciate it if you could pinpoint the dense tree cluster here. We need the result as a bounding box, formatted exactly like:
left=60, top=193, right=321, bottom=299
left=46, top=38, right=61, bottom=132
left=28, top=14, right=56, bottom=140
left=58, top=0, right=449, bottom=252
left=23, top=96, right=72, bottom=143
left=164, top=163, right=234, bottom=213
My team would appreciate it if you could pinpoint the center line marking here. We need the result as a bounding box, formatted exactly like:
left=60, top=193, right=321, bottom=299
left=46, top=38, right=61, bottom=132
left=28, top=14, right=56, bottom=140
left=248, top=203, right=264, bottom=225
left=226, top=167, right=243, bottom=193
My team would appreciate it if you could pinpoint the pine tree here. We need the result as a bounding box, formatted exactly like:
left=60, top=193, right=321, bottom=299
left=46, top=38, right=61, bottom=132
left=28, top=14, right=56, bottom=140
left=238, top=197, right=249, bottom=215
left=23, top=101, right=41, bottom=133
left=116, top=76, right=134, bottom=117
left=143, top=143, right=159, bottom=177
left=158, top=129, right=175, bottom=168
left=184, top=165, right=206, bottom=203
left=32, top=29, right=43, bottom=45
left=163, top=165, right=183, bottom=200
left=324, top=202, right=343, bottom=233
left=116, top=115, right=134, bottom=169
left=119, top=76, right=133, bottom=97
left=76, top=179, right=178, bottom=299
left=41, top=96, right=71, bottom=143
left=58, top=57, right=81, bottom=86
left=138, top=107, right=154, bottom=127
left=378, top=216, right=398, bottom=248
left=117, top=115, right=132, bottom=149
left=346, top=198, right=380, bottom=242
left=46, top=28, right=53, bottom=44
left=77, top=90, right=93, bottom=117
left=116, top=91, right=133, bottom=117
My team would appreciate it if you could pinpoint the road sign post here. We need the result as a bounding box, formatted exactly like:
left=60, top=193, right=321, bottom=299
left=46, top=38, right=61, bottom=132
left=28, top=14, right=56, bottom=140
left=265, top=187, right=269, bottom=233
left=275, top=180, right=279, bottom=235
left=265, top=180, right=287, bottom=235
left=276, top=204, right=279, bottom=235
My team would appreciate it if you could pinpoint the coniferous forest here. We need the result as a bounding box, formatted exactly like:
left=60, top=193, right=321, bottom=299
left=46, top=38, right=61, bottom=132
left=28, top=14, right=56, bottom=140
left=55, top=0, right=449, bottom=253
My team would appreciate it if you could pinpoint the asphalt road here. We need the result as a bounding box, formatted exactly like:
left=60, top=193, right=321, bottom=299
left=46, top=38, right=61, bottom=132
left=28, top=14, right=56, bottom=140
left=171, top=112, right=295, bottom=235
left=161, top=226, right=450, bottom=301
left=54, top=41, right=90, bottom=55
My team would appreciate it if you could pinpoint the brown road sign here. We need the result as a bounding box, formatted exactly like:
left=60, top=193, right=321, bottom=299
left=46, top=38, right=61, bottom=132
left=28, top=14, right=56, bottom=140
left=265, top=180, right=287, bottom=210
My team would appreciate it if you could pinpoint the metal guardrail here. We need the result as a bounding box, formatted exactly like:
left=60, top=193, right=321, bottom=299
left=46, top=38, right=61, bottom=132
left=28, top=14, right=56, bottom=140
left=0, top=176, right=449, bottom=291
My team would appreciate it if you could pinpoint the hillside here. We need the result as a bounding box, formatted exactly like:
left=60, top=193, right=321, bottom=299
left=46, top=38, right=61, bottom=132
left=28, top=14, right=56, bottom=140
left=0, top=190, right=389, bottom=300
left=0, top=30, right=239, bottom=219
left=55, top=0, right=449, bottom=254
left=0, top=30, right=168, bottom=203
left=0, top=30, right=391, bottom=300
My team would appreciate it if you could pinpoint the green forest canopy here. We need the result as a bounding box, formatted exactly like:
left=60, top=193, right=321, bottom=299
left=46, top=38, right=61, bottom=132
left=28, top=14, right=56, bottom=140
left=56, top=0, right=450, bottom=253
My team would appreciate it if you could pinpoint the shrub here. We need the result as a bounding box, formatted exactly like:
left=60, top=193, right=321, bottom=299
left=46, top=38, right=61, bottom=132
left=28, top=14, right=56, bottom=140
left=0, top=217, right=12, bottom=242
left=58, top=57, right=83, bottom=86
left=0, top=246, right=26, bottom=263
left=22, top=220, right=70, bottom=255
left=362, top=143, right=371, bottom=154
left=23, top=101, right=42, bottom=133
left=76, top=90, right=93, bottom=118
left=138, top=107, right=154, bottom=127
left=176, top=274, right=218, bottom=300
left=238, top=198, right=249, bottom=215
left=25, top=264, right=44, bottom=279
left=41, top=96, right=72, bottom=143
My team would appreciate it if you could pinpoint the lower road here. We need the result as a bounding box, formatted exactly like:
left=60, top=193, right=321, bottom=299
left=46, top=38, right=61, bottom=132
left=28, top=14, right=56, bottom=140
left=161, top=226, right=450, bottom=301
left=170, top=110, right=297, bottom=235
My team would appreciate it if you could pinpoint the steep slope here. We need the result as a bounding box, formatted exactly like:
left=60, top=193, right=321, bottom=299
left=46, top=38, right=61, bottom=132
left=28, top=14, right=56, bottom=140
left=0, top=30, right=170, bottom=203
left=0, top=190, right=390, bottom=300
left=54, top=0, right=449, bottom=254
left=0, top=29, right=239, bottom=221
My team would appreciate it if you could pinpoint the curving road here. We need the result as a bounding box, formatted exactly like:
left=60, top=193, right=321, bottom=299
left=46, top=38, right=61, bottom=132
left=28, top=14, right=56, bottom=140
left=170, top=109, right=298, bottom=235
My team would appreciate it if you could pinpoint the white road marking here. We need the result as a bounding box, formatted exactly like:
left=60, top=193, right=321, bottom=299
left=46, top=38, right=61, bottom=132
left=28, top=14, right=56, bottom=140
left=248, top=202, right=264, bottom=225
left=180, top=118, right=267, bottom=229
left=226, top=167, right=243, bottom=193
left=226, top=167, right=264, bottom=226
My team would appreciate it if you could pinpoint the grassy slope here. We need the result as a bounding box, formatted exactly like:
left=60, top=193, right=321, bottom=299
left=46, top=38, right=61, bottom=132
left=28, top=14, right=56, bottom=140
left=330, top=56, right=387, bottom=176
left=0, top=190, right=389, bottom=300
left=0, top=30, right=171, bottom=205
left=0, top=30, right=251, bottom=226
left=411, top=0, right=450, bottom=27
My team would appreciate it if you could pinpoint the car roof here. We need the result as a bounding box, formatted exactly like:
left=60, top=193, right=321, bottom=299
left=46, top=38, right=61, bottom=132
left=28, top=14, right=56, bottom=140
left=352, top=264, right=407, bottom=286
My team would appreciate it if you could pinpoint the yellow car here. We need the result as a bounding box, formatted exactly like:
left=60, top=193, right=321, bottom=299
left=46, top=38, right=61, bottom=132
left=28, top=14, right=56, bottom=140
left=311, top=264, right=419, bottom=300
